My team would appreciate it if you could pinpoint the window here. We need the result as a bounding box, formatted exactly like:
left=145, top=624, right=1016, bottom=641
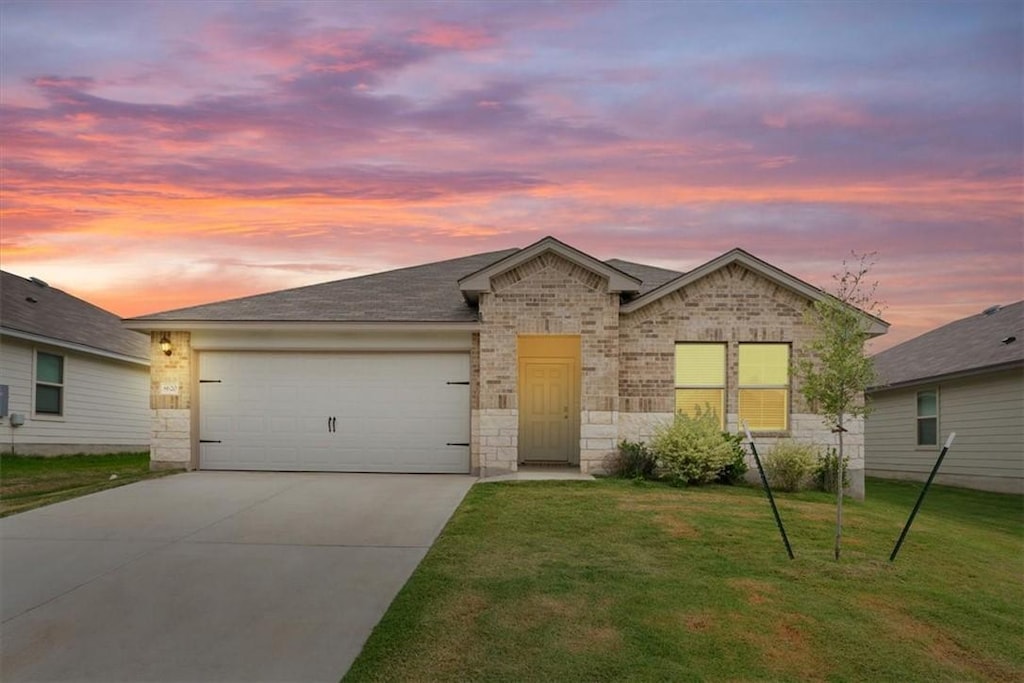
left=916, top=390, right=938, bottom=446
left=738, top=343, right=789, bottom=431
left=35, top=351, right=64, bottom=416
left=675, top=343, right=725, bottom=427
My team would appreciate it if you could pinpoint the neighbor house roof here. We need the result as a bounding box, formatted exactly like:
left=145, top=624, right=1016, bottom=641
left=869, top=300, right=1024, bottom=390
left=1, top=270, right=149, bottom=363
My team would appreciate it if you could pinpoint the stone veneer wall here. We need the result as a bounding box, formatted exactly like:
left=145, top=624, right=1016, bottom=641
left=616, top=263, right=865, bottom=498
left=476, top=252, right=620, bottom=476
left=148, top=331, right=193, bottom=470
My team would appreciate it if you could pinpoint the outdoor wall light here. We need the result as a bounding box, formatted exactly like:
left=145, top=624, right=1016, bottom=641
left=159, top=335, right=173, bottom=356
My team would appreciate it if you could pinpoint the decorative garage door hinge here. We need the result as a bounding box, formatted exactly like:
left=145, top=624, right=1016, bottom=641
left=199, top=379, right=222, bottom=383
left=446, top=442, right=470, bottom=447
left=446, top=381, right=470, bottom=385
left=199, top=439, right=222, bottom=443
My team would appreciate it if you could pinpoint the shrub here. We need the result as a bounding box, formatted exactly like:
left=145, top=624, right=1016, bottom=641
left=814, top=446, right=850, bottom=493
left=716, top=432, right=749, bottom=485
left=763, top=440, right=817, bottom=492
left=613, top=440, right=657, bottom=480
left=651, top=409, right=742, bottom=486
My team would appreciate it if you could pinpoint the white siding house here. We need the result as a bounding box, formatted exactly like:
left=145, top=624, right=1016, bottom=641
left=0, top=272, right=150, bottom=455
left=866, top=302, right=1024, bottom=494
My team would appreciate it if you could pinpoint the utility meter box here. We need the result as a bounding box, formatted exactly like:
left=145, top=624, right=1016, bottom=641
left=9, top=413, right=25, bottom=427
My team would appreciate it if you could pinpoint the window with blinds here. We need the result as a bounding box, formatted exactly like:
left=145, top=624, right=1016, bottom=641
left=674, top=343, right=725, bottom=428
left=738, top=343, right=789, bottom=431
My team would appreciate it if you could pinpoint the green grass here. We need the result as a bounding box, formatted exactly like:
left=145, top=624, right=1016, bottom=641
left=345, top=477, right=1023, bottom=682
left=0, top=452, right=181, bottom=517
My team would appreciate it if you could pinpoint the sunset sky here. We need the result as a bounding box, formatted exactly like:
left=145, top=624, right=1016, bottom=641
left=2, top=1, right=1021, bottom=350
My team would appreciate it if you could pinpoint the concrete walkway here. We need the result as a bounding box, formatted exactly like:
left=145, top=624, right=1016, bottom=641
left=0, top=472, right=474, bottom=682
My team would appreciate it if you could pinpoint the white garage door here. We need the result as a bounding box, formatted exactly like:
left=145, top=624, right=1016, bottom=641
left=198, top=352, right=470, bottom=473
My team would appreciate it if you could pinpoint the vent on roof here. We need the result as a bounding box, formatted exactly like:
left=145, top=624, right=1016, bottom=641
left=1002, top=336, right=1017, bottom=345
left=29, top=277, right=49, bottom=288
left=982, top=304, right=1001, bottom=315
left=25, top=296, right=38, bottom=304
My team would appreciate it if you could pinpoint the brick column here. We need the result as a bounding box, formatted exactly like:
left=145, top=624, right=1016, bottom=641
left=149, top=331, right=192, bottom=470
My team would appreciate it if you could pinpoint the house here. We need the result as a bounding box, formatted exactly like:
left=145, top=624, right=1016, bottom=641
left=865, top=301, right=1023, bottom=494
left=123, top=237, right=888, bottom=496
left=0, top=271, right=150, bottom=455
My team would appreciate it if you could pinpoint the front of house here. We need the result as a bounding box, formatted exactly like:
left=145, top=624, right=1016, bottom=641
left=125, top=237, right=887, bottom=495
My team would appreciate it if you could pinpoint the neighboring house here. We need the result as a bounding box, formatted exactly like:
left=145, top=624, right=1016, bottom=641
left=124, top=237, right=887, bottom=496
left=866, top=301, right=1024, bottom=495
left=0, top=271, right=150, bottom=455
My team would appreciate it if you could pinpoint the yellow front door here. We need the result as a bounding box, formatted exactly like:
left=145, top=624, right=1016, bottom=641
left=517, top=335, right=581, bottom=465
left=520, top=360, right=575, bottom=463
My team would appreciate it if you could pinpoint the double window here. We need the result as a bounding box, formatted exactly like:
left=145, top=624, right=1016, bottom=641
left=674, top=342, right=790, bottom=432
left=916, top=390, right=938, bottom=446
left=35, top=351, right=64, bottom=416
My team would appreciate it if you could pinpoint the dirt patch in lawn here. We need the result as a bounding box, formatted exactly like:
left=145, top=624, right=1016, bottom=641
left=862, top=596, right=1019, bottom=682
left=728, top=578, right=778, bottom=606
left=615, top=500, right=700, bottom=539
left=685, top=612, right=714, bottom=632
left=742, top=613, right=826, bottom=682
left=654, top=512, right=700, bottom=539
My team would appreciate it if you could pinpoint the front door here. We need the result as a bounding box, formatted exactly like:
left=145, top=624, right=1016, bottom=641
left=519, top=359, right=575, bottom=463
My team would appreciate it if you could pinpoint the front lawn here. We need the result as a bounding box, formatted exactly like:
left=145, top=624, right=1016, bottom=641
left=345, top=478, right=1023, bottom=682
left=0, top=452, right=180, bottom=517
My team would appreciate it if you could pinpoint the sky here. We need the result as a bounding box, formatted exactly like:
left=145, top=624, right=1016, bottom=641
left=1, top=0, right=1021, bottom=351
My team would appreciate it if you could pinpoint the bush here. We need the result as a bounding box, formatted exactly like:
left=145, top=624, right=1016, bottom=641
left=651, top=409, right=743, bottom=486
left=814, top=446, right=850, bottom=493
left=612, top=440, right=657, bottom=480
left=716, top=432, right=749, bottom=485
left=763, top=440, right=817, bottom=492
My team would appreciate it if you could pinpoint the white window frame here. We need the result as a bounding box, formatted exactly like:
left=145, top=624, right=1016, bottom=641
left=674, top=342, right=727, bottom=428
left=737, top=342, right=791, bottom=433
left=915, top=388, right=939, bottom=447
left=33, top=349, right=65, bottom=420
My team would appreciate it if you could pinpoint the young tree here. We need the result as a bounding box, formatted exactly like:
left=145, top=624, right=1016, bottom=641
left=796, top=252, right=883, bottom=560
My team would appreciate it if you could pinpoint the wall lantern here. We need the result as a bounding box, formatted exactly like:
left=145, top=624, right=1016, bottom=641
left=159, top=335, right=173, bottom=356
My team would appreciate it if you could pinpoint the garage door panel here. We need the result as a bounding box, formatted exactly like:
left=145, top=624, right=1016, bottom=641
left=199, top=352, right=469, bottom=473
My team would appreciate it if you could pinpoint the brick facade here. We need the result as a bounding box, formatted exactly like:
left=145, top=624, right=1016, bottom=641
left=140, top=247, right=868, bottom=497
left=475, top=251, right=620, bottom=476
left=148, top=331, right=193, bottom=470
left=617, top=263, right=864, bottom=498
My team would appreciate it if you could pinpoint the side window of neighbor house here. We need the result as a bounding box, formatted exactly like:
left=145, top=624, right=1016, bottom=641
left=738, top=343, right=789, bottom=431
left=916, top=390, right=938, bottom=446
left=674, top=343, right=726, bottom=428
left=35, top=351, right=64, bottom=416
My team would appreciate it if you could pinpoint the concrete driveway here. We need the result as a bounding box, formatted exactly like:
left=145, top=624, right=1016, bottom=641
left=0, top=472, right=475, bottom=682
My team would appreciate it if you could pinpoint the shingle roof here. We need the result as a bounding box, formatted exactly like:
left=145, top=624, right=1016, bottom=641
left=605, top=259, right=683, bottom=296
left=134, top=249, right=519, bottom=322
left=1, top=271, right=149, bottom=360
left=870, top=301, right=1024, bottom=389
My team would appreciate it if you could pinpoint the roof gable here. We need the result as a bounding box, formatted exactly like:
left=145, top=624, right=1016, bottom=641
left=0, top=271, right=149, bottom=362
left=458, top=236, right=641, bottom=303
left=870, top=300, right=1023, bottom=389
left=621, top=248, right=889, bottom=336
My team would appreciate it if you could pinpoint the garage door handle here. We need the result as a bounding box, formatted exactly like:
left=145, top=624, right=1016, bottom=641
left=328, top=416, right=337, bottom=433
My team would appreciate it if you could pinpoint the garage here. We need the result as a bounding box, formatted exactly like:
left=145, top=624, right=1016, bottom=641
left=198, top=351, right=470, bottom=473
